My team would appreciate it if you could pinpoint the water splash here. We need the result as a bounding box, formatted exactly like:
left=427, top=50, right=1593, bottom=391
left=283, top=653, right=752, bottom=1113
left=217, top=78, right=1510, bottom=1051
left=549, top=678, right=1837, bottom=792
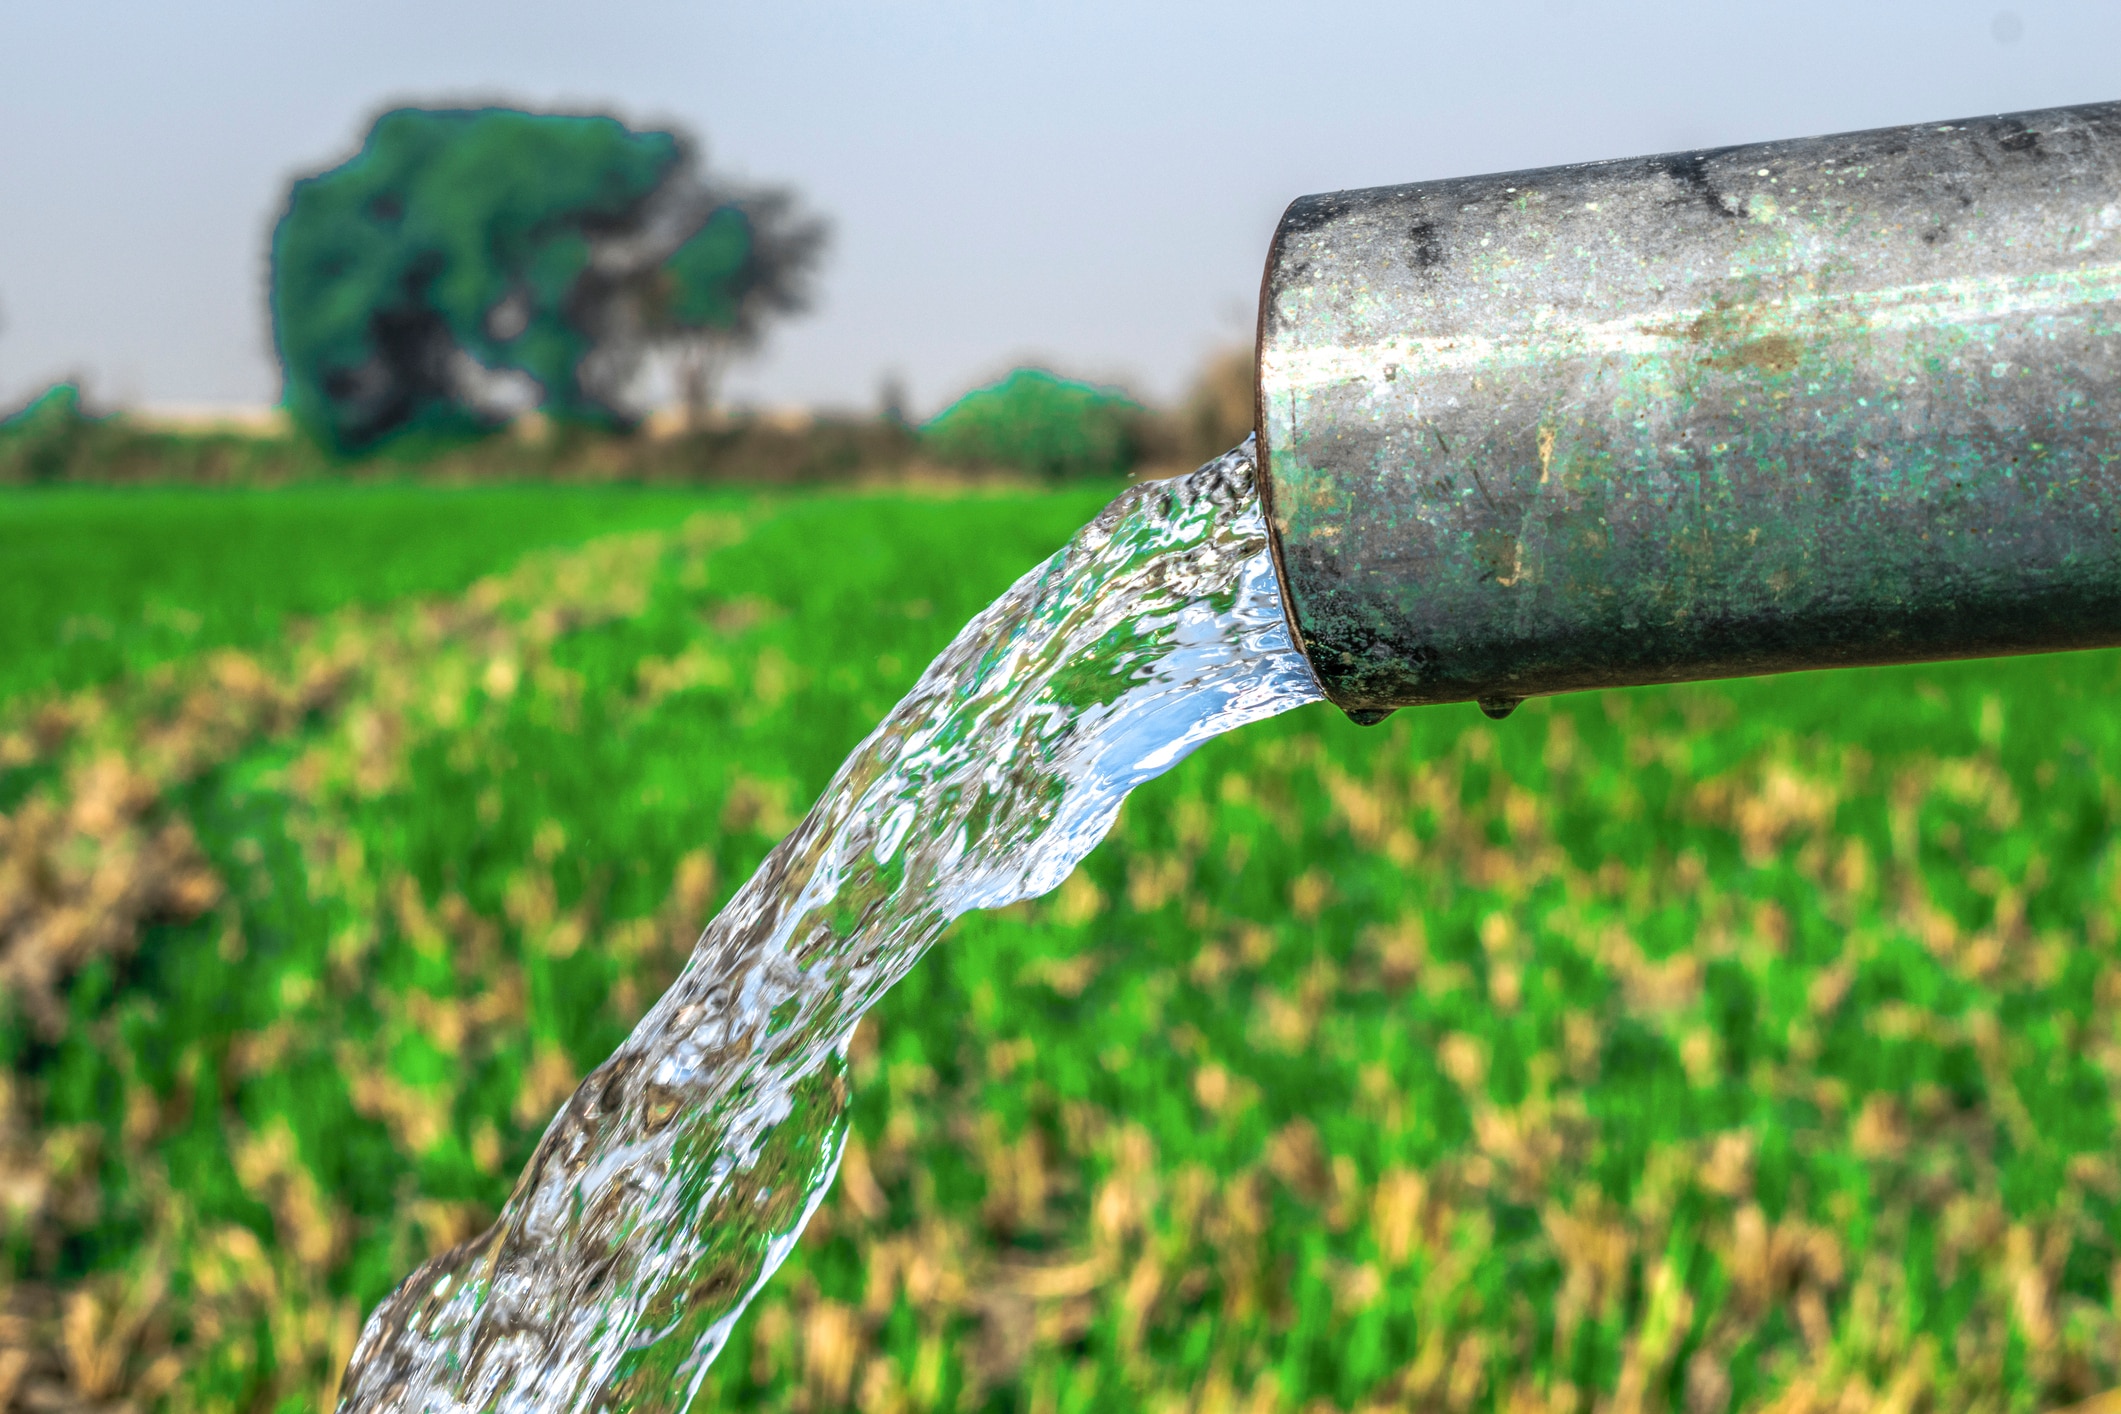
left=338, top=440, right=1323, bottom=1413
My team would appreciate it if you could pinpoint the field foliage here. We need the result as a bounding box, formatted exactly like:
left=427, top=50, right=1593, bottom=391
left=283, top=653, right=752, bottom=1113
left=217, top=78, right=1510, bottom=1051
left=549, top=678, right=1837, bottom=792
left=0, top=401, right=925, bottom=491
left=3, top=478, right=2121, bottom=1414
left=0, top=484, right=726, bottom=703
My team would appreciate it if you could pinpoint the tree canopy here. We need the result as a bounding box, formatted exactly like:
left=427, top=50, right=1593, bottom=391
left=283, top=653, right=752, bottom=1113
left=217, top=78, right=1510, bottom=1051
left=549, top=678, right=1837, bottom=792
left=272, top=107, right=825, bottom=452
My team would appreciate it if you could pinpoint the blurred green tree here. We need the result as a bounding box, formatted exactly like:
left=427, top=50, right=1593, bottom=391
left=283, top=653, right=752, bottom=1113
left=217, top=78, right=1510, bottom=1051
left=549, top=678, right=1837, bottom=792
left=920, top=369, right=1144, bottom=480
left=272, top=108, right=826, bottom=452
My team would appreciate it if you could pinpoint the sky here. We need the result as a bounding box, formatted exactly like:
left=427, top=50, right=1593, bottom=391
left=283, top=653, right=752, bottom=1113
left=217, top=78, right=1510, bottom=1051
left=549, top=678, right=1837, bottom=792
left=2, top=1, right=2118, bottom=418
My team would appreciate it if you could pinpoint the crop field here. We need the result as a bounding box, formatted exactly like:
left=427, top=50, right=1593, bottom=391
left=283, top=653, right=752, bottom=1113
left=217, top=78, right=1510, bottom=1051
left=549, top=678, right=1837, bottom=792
left=5, top=476, right=2121, bottom=1414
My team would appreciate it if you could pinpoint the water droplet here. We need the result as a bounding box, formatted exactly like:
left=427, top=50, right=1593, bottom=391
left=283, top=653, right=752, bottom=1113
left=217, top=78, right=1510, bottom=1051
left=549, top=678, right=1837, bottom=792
left=1478, top=696, right=1522, bottom=720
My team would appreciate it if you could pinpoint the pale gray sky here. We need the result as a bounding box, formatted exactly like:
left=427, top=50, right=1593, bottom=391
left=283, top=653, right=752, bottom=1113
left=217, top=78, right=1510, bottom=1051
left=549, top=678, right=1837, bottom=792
left=1, top=1, right=2116, bottom=418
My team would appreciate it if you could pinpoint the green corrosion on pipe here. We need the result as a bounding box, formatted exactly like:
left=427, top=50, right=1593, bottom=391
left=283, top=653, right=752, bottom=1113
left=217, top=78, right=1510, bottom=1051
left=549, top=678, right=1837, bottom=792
left=1255, top=100, right=2121, bottom=723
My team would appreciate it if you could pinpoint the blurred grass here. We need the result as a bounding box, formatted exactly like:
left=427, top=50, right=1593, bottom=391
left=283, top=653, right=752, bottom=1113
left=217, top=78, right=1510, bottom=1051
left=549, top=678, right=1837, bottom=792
left=0, top=483, right=728, bottom=703
left=4, top=476, right=2121, bottom=1414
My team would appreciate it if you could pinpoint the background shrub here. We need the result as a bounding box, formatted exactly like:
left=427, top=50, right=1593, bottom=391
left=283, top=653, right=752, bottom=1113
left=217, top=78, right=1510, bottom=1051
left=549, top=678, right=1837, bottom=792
left=0, top=382, right=94, bottom=484
left=920, top=368, right=1144, bottom=480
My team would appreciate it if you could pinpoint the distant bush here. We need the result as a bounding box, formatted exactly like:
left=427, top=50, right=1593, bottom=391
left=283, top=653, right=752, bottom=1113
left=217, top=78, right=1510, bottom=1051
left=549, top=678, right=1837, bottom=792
left=921, top=369, right=1143, bottom=480
left=0, top=383, right=95, bottom=484
left=0, top=402, right=925, bottom=489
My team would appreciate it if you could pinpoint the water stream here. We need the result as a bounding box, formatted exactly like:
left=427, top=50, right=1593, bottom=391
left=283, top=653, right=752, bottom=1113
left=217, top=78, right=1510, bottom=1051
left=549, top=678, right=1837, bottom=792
left=338, top=439, right=1324, bottom=1413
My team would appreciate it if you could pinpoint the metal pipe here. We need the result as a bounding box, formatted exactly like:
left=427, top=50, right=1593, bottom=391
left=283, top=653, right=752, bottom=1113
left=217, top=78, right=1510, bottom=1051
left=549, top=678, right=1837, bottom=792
left=1256, top=100, right=2121, bottom=722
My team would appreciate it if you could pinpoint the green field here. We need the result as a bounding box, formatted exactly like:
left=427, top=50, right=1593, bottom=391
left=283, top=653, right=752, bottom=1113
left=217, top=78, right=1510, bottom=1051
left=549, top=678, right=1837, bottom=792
left=0, top=483, right=733, bottom=703
left=4, top=478, right=2121, bottom=1414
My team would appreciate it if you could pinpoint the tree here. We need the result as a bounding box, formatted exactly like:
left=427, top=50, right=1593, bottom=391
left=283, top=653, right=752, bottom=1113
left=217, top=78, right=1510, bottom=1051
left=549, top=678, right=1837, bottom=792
left=271, top=107, right=826, bottom=452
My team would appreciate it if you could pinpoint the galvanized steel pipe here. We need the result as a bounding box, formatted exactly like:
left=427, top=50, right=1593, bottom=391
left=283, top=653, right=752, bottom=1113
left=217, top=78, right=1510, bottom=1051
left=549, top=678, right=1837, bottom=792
left=1256, top=100, right=2121, bottom=722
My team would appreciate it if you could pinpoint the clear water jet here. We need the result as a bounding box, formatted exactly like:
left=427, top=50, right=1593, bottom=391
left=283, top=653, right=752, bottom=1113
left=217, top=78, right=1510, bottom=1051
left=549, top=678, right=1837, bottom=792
left=339, top=441, right=1319, bottom=1412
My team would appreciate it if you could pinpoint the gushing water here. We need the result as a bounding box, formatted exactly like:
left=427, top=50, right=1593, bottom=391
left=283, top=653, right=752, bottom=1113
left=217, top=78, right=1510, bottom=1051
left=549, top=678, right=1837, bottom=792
left=338, top=440, right=1323, bottom=1413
